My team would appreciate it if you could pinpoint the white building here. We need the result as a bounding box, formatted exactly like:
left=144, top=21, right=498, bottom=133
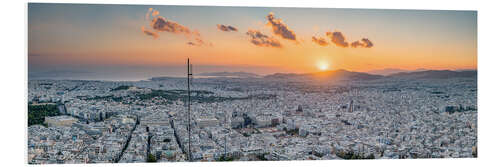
left=44, top=116, right=78, bottom=127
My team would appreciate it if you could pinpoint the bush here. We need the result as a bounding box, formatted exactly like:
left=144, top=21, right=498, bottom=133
left=111, top=85, right=131, bottom=91
left=336, top=150, right=375, bottom=160
left=256, top=153, right=269, bottom=161
left=217, top=155, right=234, bottom=161
left=147, top=153, right=157, bottom=162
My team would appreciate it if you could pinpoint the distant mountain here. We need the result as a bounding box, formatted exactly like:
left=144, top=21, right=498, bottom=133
left=152, top=69, right=476, bottom=81
left=264, top=69, right=384, bottom=81
left=197, top=71, right=260, bottom=78
left=367, top=68, right=428, bottom=76
left=150, top=76, right=184, bottom=81
left=388, top=70, right=477, bottom=79
left=455, top=69, right=477, bottom=72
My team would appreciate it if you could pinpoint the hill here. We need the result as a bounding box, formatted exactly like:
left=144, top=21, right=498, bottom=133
left=388, top=70, right=477, bottom=79
left=197, top=71, right=260, bottom=78
left=264, top=69, right=384, bottom=81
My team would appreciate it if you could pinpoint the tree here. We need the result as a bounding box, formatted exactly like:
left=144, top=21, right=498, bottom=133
left=217, top=155, right=234, bottom=161
left=28, top=104, right=60, bottom=126
left=147, top=153, right=157, bottom=162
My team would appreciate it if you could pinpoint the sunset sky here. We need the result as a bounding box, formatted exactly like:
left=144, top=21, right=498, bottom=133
left=28, top=3, right=477, bottom=79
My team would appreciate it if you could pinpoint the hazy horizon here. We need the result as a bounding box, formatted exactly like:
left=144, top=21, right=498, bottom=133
left=28, top=64, right=477, bottom=81
left=28, top=3, right=477, bottom=81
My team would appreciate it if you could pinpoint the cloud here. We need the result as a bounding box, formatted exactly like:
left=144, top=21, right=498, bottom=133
left=246, top=29, right=282, bottom=48
left=150, top=16, right=191, bottom=35
left=146, top=8, right=153, bottom=20
left=187, top=39, right=213, bottom=47
left=217, top=24, right=238, bottom=32
left=361, top=38, right=374, bottom=48
left=142, top=8, right=211, bottom=46
left=141, top=26, right=159, bottom=39
left=146, top=8, right=160, bottom=20
left=152, top=10, right=160, bottom=17
left=351, top=38, right=374, bottom=48
left=326, top=31, right=349, bottom=48
left=187, top=35, right=210, bottom=46
left=312, top=36, right=328, bottom=46
left=351, top=41, right=363, bottom=48
left=266, top=12, right=297, bottom=41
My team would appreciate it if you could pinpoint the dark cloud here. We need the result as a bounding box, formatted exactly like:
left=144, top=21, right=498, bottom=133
left=361, top=38, right=374, bottom=48
left=312, top=36, right=328, bottom=46
left=266, top=12, right=297, bottom=41
left=246, top=29, right=282, bottom=48
left=150, top=16, right=191, bottom=35
left=142, top=8, right=211, bottom=46
left=351, top=41, right=363, bottom=48
left=217, top=24, right=238, bottom=32
left=141, top=26, right=158, bottom=39
left=326, top=31, right=349, bottom=48
left=351, top=38, right=374, bottom=48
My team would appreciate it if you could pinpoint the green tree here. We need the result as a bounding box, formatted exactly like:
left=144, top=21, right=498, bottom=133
left=147, top=153, right=157, bottom=162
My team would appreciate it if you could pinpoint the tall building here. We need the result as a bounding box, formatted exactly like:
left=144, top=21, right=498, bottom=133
left=348, top=100, right=354, bottom=112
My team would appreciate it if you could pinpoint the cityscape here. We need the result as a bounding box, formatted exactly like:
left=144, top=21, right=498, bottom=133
left=27, top=68, right=477, bottom=163
left=27, top=3, right=477, bottom=164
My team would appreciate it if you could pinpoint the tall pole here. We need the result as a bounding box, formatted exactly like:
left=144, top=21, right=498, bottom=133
left=224, top=110, right=227, bottom=159
left=187, top=58, right=192, bottom=161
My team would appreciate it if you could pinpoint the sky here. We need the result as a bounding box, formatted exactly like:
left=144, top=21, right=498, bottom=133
left=28, top=3, right=477, bottom=80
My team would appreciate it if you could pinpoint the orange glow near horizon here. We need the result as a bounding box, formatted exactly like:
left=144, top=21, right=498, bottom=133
left=28, top=4, right=477, bottom=75
left=317, top=60, right=330, bottom=71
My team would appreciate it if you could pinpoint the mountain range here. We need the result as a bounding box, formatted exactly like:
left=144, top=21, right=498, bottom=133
left=366, top=68, right=428, bottom=76
left=197, top=71, right=261, bottom=78
left=264, top=69, right=384, bottom=81
left=387, top=70, right=477, bottom=79
left=185, top=69, right=477, bottom=81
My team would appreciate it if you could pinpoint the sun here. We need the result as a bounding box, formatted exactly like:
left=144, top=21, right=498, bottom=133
left=317, top=61, right=329, bottom=71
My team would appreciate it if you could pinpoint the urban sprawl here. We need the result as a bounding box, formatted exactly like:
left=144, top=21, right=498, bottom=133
left=27, top=75, right=477, bottom=164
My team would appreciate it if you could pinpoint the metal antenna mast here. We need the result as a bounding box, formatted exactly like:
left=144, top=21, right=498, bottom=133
left=224, top=109, right=228, bottom=159
left=187, top=58, right=193, bottom=161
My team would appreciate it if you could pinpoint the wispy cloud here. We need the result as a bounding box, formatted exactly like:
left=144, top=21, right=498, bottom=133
left=246, top=29, right=282, bottom=48
left=145, top=8, right=152, bottom=20
left=326, top=31, right=349, bottom=48
left=312, top=36, right=329, bottom=46
left=141, top=26, right=158, bottom=39
left=266, top=12, right=297, bottom=41
left=151, top=10, right=159, bottom=17
left=217, top=24, right=238, bottom=32
left=146, top=8, right=160, bottom=19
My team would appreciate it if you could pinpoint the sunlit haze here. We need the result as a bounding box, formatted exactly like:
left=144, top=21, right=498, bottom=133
left=28, top=3, right=477, bottom=80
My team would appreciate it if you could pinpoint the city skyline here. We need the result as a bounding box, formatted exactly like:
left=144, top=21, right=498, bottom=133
left=27, top=3, right=478, bottom=163
left=28, top=3, right=477, bottom=79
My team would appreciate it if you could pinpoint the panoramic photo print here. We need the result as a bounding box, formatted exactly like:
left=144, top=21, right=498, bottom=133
left=27, top=3, right=477, bottom=164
